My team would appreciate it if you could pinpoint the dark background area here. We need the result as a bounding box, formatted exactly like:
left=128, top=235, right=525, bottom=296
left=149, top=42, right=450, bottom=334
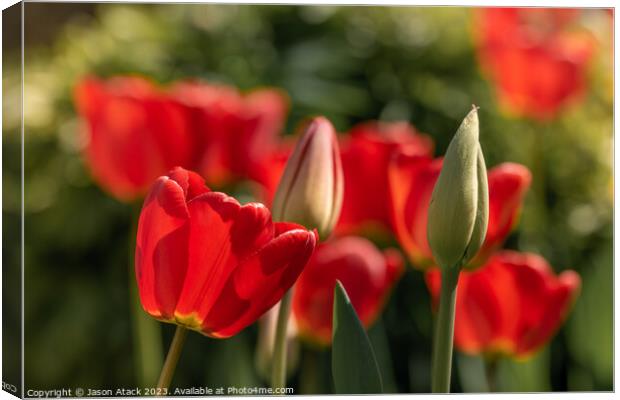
left=3, top=3, right=23, bottom=397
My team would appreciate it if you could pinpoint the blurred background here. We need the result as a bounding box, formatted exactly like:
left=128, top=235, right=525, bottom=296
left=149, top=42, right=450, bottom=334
left=2, top=3, right=613, bottom=393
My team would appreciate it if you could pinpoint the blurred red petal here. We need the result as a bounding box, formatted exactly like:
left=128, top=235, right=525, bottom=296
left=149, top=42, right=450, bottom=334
left=292, top=236, right=403, bottom=345
left=473, top=8, right=595, bottom=120
left=170, top=81, right=288, bottom=187
left=470, top=163, right=532, bottom=267
left=337, top=121, right=434, bottom=235
left=74, top=76, right=199, bottom=201
left=426, top=251, right=581, bottom=358
left=388, top=154, right=439, bottom=268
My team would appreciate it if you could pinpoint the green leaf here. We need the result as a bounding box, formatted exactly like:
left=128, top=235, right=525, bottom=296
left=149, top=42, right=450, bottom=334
left=331, top=281, right=383, bottom=394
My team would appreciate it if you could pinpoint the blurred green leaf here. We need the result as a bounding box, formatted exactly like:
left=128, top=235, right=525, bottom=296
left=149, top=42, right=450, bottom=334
left=367, top=319, right=398, bottom=393
left=496, top=350, right=551, bottom=392
left=331, top=281, right=383, bottom=394
left=566, top=239, right=613, bottom=389
left=204, top=333, right=260, bottom=388
left=456, top=354, right=488, bottom=393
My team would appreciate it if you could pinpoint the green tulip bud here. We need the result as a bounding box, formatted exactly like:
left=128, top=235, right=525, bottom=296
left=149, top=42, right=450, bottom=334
left=272, top=116, right=344, bottom=239
left=427, top=106, right=489, bottom=269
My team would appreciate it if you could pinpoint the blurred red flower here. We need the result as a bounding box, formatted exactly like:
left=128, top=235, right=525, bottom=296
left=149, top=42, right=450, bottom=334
left=474, top=8, right=595, bottom=120
left=74, top=76, right=200, bottom=201
left=249, top=142, right=293, bottom=207
left=135, top=167, right=317, bottom=338
left=336, top=122, right=434, bottom=236
left=292, top=236, right=403, bottom=345
left=425, top=251, right=580, bottom=358
left=170, top=81, right=288, bottom=188
left=389, top=154, right=531, bottom=269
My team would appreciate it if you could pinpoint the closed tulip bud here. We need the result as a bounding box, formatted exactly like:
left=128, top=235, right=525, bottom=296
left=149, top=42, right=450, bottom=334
left=272, top=116, right=344, bottom=238
left=427, top=107, right=489, bottom=269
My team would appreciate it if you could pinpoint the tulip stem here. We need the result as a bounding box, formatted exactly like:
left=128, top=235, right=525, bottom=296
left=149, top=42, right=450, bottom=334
left=484, top=357, right=499, bottom=392
left=431, top=265, right=461, bottom=393
left=271, top=289, right=293, bottom=390
left=157, top=326, right=188, bottom=390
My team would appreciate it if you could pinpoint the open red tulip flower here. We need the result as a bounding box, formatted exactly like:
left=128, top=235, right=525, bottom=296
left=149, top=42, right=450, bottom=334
left=336, top=121, right=434, bottom=236
left=291, top=236, right=403, bottom=345
left=389, top=154, right=531, bottom=270
left=474, top=8, right=596, bottom=120
left=425, top=251, right=581, bottom=359
left=135, top=167, right=317, bottom=338
left=74, top=76, right=200, bottom=201
left=170, top=81, right=288, bottom=188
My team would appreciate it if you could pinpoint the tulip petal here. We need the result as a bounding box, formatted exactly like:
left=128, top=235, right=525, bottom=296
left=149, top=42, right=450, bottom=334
left=471, top=163, right=532, bottom=265
left=463, top=145, right=489, bottom=264
left=504, top=253, right=581, bottom=357
left=75, top=76, right=198, bottom=201
left=388, top=154, right=438, bottom=267
left=173, top=192, right=241, bottom=327
left=427, top=251, right=581, bottom=359
left=382, top=248, right=405, bottom=290
left=292, top=237, right=403, bottom=345
left=170, top=82, right=287, bottom=187
left=74, top=77, right=105, bottom=119
left=474, top=8, right=593, bottom=120
left=338, top=121, right=433, bottom=235
left=487, top=163, right=532, bottom=238
left=457, top=263, right=519, bottom=355
left=167, top=166, right=211, bottom=201
left=174, top=194, right=279, bottom=329
left=202, top=227, right=316, bottom=338
left=135, top=176, right=190, bottom=319
left=241, top=89, right=289, bottom=165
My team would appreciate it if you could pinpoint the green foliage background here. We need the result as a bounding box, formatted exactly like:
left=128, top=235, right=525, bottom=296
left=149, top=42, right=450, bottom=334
left=3, top=3, right=613, bottom=393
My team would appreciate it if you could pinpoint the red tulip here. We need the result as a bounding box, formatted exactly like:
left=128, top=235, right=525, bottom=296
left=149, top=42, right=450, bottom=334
left=336, top=121, right=434, bottom=235
left=425, top=251, right=580, bottom=358
left=135, top=167, right=317, bottom=338
left=249, top=143, right=292, bottom=207
left=472, top=163, right=532, bottom=266
left=474, top=8, right=595, bottom=120
left=74, top=76, right=199, bottom=201
left=292, top=236, right=403, bottom=345
left=389, top=154, right=531, bottom=269
left=170, top=81, right=288, bottom=187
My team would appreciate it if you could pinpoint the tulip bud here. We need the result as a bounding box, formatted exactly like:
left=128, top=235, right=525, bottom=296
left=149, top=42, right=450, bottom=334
left=427, top=106, right=489, bottom=269
left=272, top=116, right=344, bottom=238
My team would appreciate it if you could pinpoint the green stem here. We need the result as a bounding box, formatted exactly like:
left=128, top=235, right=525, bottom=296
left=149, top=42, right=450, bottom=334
left=529, top=122, right=549, bottom=244
left=484, top=357, right=499, bottom=392
left=431, top=265, right=461, bottom=393
left=129, top=205, right=164, bottom=386
left=157, top=326, right=188, bottom=390
left=271, top=290, right=293, bottom=390
left=299, top=348, right=319, bottom=394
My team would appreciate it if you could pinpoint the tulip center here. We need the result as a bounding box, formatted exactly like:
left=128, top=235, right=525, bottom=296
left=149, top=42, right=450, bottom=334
left=173, top=312, right=203, bottom=331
